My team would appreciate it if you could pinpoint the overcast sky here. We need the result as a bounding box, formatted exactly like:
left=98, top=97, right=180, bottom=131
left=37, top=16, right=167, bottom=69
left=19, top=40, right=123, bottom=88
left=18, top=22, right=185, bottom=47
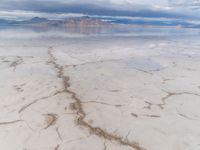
left=0, top=0, right=200, bottom=20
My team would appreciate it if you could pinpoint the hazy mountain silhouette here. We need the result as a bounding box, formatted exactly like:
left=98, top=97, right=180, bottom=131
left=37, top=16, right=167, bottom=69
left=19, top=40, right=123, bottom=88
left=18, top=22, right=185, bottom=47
left=0, top=16, right=199, bottom=28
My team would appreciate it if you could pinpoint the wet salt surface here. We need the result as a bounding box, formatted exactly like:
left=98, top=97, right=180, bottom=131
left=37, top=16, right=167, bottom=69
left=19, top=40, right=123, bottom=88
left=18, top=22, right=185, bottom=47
left=124, top=58, right=163, bottom=71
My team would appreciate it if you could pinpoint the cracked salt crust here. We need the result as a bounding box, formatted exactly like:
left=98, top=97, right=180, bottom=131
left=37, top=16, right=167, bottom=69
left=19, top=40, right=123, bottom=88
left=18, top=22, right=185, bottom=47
left=0, top=34, right=200, bottom=150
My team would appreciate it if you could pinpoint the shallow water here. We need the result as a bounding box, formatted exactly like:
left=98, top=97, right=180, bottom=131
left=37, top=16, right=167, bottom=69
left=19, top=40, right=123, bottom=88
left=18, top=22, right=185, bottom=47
left=1, top=25, right=200, bottom=39
left=124, top=58, right=163, bottom=71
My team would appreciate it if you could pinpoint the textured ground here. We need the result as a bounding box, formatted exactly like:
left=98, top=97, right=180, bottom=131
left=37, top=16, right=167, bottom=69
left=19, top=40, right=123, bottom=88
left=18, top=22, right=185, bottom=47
left=0, top=35, right=200, bottom=150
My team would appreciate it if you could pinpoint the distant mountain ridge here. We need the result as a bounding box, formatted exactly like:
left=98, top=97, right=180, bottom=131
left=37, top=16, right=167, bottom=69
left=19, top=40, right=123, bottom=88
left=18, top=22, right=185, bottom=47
left=0, top=16, right=200, bottom=28
left=28, top=17, right=49, bottom=23
left=0, top=17, right=109, bottom=27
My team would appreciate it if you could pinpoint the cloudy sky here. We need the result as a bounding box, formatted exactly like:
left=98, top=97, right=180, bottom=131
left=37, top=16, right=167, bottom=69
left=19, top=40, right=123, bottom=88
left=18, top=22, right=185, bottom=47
left=0, top=0, right=200, bottom=20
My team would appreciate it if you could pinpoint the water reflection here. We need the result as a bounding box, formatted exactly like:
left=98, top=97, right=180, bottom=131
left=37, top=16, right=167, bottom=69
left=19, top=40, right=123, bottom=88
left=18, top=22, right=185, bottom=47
left=0, top=25, right=200, bottom=40
left=22, top=26, right=110, bottom=35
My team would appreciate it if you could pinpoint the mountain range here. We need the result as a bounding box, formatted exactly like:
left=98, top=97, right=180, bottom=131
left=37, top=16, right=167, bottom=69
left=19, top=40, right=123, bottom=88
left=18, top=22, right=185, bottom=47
left=0, top=16, right=200, bottom=28
left=0, top=16, right=109, bottom=27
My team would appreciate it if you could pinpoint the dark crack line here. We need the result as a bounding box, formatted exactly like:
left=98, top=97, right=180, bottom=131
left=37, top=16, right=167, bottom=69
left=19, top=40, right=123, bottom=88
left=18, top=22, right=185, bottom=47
left=142, top=114, right=160, bottom=118
left=47, top=48, right=145, bottom=150
left=157, top=90, right=200, bottom=110
left=9, top=56, right=24, bottom=71
left=56, top=127, right=63, bottom=141
left=131, top=113, right=138, bottom=118
left=81, top=100, right=124, bottom=107
left=54, top=144, right=60, bottom=150
left=131, top=113, right=160, bottom=118
left=65, top=57, right=135, bottom=68
left=161, top=77, right=174, bottom=84
left=176, top=109, right=193, bottom=120
left=178, top=113, right=193, bottom=120
left=0, top=120, right=22, bottom=126
left=22, top=61, right=46, bottom=65
left=132, top=68, right=153, bottom=75
left=63, top=55, right=153, bottom=75
left=18, top=91, right=63, bottom=114
left=143, top=101, right=153, bottom=110
left=66, top=57, right=157, bottom=76
left=64, top=137, right=87, bottom=144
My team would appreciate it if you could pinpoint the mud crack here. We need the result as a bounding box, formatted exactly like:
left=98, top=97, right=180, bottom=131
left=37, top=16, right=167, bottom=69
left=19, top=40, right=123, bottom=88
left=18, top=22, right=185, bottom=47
left=0, top=120, right=22, bottom=126
left=54, top=144, right=60, bottom=150
left=18, top=91, right=62, bottom=114
left=81, top=100, right=124, bottom=107
left=9, top=56, right=24, bottom=71
left=43, top=113, right=58, bottom=129
left=157, top=90, right=200, bottom=109
left=47, top=47, right=145, bottom=150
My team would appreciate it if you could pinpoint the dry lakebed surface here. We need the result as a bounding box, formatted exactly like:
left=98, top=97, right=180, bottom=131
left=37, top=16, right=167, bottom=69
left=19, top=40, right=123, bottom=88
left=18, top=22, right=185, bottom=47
left=0, top=27, right=200, bottom=150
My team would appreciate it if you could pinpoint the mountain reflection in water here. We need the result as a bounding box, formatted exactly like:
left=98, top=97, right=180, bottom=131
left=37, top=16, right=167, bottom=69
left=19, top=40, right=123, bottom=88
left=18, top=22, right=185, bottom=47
left=0, top=25, right=200, bottom=40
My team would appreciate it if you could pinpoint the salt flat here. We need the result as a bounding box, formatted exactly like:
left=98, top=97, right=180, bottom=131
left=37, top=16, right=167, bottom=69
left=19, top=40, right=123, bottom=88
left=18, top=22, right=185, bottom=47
left=0, top=28, right=200, bottom=150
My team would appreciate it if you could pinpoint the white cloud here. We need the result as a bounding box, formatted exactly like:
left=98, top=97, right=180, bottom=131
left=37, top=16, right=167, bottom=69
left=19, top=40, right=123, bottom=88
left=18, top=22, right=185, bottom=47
left=0, top=10, right=85, bottom=20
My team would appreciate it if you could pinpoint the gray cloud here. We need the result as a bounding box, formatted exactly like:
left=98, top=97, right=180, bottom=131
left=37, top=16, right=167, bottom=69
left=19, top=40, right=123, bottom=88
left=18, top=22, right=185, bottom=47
left=0, top=0, right=199, bottom=19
